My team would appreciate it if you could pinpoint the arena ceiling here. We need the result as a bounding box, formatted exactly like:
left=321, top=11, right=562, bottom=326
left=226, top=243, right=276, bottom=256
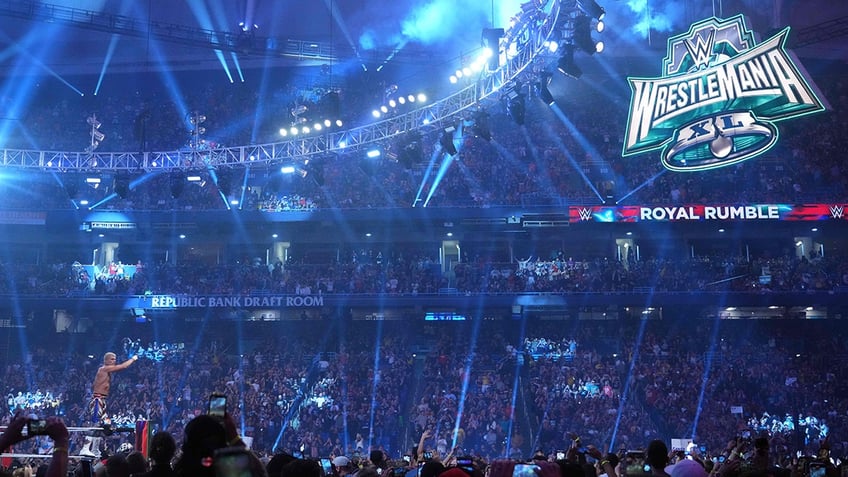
left=0, top=0, right=845, bottom=82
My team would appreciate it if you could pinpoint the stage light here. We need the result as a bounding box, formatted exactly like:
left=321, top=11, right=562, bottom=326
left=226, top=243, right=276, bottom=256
left=408, top=94, right=415, bottom=102
left=336, top=120, right=343, bottom=127
left=114, top=175, right=130, bottom=199
left=372, top=110, right=381, bottom=118
left=574, top=15, right=600, bottom=55
left=596, top=20, right=605, bottom=33
left=546, top=41, right=559, bottom=53
left=417, top=93, right=427, bottom=102
left=366, top=149, right=381, bottom=158
left=170, top=172, right=185, bottom=198
left=86, top=114, right=105, bottom=152
left=187, top=175, right=202, bottom=182
left=470, top=110, right=492, bottom=141
left=462, top=67, right=472, bottom=77
left=380, top=105, right=389, bottom=113
left=482, top=28, right=505, bottom=70
left=290, top=127, right=299, bottom=135
left=324, top=119, right=332, bottom=127
left=398, top=97, right=406, bottom=105
left=302, top=126, right=310, bottom=134
left=455, top=69, right=464, bottom=78
left=557, top=45, right=582, bottom=78
left=505, top=88, right=526, bottom=126
left=389, top=99, right=397, bottom=108
left=577, top=0, right=605, bottom=20
left=539, top=72, right=555, bottom=106
left=314, top=123, right=323, bottom=131
left=439, top=126, right=458, bottom=156
left=281, top=165, right=296, bottom=174
left=279, top=128, right=288, bottom=137
left=449, top=75, right=458, bottom=84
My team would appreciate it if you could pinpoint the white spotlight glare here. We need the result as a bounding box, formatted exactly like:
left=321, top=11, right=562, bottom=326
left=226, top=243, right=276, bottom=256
left=596, top=20, right=605, bottom=32
left=595, top=41, right=605, bottom=53
left=408, top=94, right=415, bottom=102
left=455, top=70, right=463, bottom=78
left=482, top=47, right=493, bottom=59
left=279, top=128, right=287, bottom=137
left=449, top=75, right=458, bottom=84
left=372, top=110, right=381, bottom=118
left=290, top=127, right=298, bottom=135
left=324, top=119, right=331, bottom=127
left=547, top=41, right=559, bottom=53
left=398, top=97, right=406, bottom=105
left=336, top=119, right=343, bottom=127
left=314, top=123, right=322, bottom=131
left=417, top=93, right=427, bottom=102
left=389, top=99, right=397, bottom=108
left=302, top=126, right=310, bottom=134
left=380, top=105, right=389, bottom=113
left=281, top=166, right=296, bottom=174
left=462, top=67, right=471, bottom=76
left=366, top=149, right=381, bottom=158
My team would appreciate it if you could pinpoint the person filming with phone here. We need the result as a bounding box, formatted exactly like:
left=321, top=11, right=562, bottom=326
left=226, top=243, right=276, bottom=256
left=0, top=413, right=70, bottom=477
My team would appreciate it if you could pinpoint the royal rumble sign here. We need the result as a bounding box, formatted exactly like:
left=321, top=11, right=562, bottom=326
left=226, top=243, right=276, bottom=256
left=623, top=15, right=826, bottom=171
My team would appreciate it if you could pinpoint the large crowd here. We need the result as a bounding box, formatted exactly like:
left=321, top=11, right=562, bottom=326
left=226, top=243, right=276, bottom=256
left=1, top=319, right=847, bottom=474
left=1, top=67, right=846, bottom=211
left=2, top=245, right=846, bottom=297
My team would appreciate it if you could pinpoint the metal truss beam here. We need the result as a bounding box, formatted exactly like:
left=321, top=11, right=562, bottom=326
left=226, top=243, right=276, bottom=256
left=0, top=1, right=561, bottom=172
left=0, top=0, right=337, bottom=62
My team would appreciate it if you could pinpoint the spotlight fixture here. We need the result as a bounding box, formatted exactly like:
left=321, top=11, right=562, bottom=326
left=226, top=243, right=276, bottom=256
left=573, top=15, right=601, bottom=55
left=114, top=175, right=130, bottom=199
left=440, top=126, right=458, bottom=156
left=539, top=72, right=555, bottom=106
left=504, top=88, right=526, bottom=126
left=85, top=114, right=105, bottom=152
left=481, top=28, right=505, bottom=70
left=187, top=111, right=207, bottom=151
left=576, top=0, right=605, bottom=20
left=170, top=172, right=185, bottom=198
left=557, top=44, right=582, bottom=78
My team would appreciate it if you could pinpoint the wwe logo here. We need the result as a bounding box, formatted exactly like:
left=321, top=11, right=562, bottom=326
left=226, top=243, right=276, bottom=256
left=684, top=29, right=716, bottom=69
left=577, top=208, right=593, bottom=221
left=829, top=205, right=844, bottom=219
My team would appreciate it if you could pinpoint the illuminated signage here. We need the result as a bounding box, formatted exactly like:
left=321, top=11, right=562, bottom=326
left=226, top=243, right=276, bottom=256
left=424, top=312, right=467, bottom=321
left=569, top=203, right=847, bottom=223
left=623, top=15, right=826, bottom=171
left=140, top=295, right=324, bottom=308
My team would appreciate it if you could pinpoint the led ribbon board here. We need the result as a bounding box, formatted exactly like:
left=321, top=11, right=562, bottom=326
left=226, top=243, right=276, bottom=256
left=623, top=15, right=826, bottom=171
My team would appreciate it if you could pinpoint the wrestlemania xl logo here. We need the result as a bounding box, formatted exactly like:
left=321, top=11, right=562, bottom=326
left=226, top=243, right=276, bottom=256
left=623, top=15, right=826, bottom=171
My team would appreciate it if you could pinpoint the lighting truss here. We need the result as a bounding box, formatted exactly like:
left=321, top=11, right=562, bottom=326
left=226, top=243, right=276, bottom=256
left=0, top=0, right=338, bottom=62
left=0, top=0, right=561, bottom=172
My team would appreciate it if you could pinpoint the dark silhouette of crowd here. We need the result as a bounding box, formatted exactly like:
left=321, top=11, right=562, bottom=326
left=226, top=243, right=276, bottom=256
left=1, top=319, right=847, bottom=477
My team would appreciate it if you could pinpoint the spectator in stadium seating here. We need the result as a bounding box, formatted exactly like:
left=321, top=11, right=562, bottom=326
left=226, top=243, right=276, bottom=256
left=132, top=431, right=177, bottom=477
